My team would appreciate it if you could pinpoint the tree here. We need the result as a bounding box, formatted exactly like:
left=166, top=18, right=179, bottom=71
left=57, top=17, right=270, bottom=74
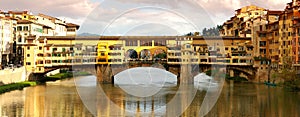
left=202, top=28, right=207, bottom=36
left=202, top=26, right=222, bottom=36
left=279, top=56, right=300, bottom=91
left=280, top=56, right=296, bottom=81
left=154, top=53, right=166, bottom=59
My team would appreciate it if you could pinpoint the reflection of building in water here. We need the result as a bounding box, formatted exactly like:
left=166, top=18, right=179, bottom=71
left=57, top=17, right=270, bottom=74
left=24, top=86, right=45, bottom=117
left=0, top=90, right=24, bottom=117
left=23, top=86, right=93, bottom=117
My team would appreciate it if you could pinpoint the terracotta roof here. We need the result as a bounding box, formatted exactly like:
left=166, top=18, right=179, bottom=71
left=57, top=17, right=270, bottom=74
left=8, top=11, right=28, bottom=14
left=26, top=35, right=36, bottom=40
left=53, top=44, right=75, bottom=47
left=17, top=19, right=52, bottom=28
left=19, top=44, right=36, bottom=46
left=66, top=23, right=80, bottom=29
left=224, top=20, right=234, bottom=25
left=44, top=44, right=54, bottom=47
left=17, top=20, right=33, bottom=24
left=268, top=10, right=283, bottom=15
left=257, top=31, right=268, bottom=34
left=0, top=16, right=13, bottom=20
left=38, top=13, right=56, bottom=20
left=39, top=36, right=181, bottom=41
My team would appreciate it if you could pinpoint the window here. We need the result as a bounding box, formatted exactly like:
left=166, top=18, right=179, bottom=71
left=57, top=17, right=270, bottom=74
left=260, top=49, right=266, bottom=54
left=260, top=41, right=267, bottom=47
left=45, top=60, right=51, bottom=64
left=17, top=26, right=22, bottom=31
left=39, top=47, right=42, bottom=50
left=27, top=47, right=30, bottom=50
left=154, top=40, right=166, bottom=46
left=18, top=36, right=22, bottom=42
left=24, top=26, right=29, bottom=31
left=260, top=25, right=263, bottom=31
left=38, top=61, right=43, bottom=64
left=140, top=40, right=152, bottom=46
left=240, top=59, right=246, bottom=63
left=126, top=40, right=138, bottom=46
left=53, top=48, right=57, bottom=51
left=26, top=62, right=31, bottom=65
left=233, top=59, right=239, bottom=63
left=27, top=54, right=30, bottom=57
left=186, top=44, right=191, bottom=48
left=37, top=53, right=43, bottom=57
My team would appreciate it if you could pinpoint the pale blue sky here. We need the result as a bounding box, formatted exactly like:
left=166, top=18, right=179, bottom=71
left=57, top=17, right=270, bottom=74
left=0, top=0, right=290, bottom=35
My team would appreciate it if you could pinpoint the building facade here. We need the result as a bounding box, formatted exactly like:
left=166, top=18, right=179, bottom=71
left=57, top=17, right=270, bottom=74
left=0, top=15, right=16, bottom=68
left=22, top=36, right=253, bottom=73
left=0, top=10, right=79, bottom=68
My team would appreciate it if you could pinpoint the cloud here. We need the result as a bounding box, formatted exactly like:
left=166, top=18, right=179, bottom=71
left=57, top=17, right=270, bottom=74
left=0, top=0, right=292, bottom=35
left=191, top=0, right=290, bottom=25
left=79, top=1, right=213, bottom=35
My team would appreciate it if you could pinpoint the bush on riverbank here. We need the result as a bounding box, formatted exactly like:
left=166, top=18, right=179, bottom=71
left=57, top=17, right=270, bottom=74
left=282, top=78, right=300, bottom=91
left=0, top=82, right=36, bottom=94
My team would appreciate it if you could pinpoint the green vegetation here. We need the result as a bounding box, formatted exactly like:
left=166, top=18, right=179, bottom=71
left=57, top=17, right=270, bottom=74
left=282, top=78, right=300, bottom=91
left=270, top=56, right=300, bottom=91
left=0, top=82, right=36, bottom=94
left=154, top=53, right=167, bottom=59
left=205, top=69, right=219, bottom=76
left=202, top=25, right=222, bottom=36
left=276, top=56, right=300, bottom=91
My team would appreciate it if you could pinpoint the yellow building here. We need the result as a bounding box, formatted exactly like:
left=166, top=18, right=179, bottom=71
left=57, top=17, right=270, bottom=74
left=192, top=37, right=253, bottom=65
left=279, top=2, right=294, bottom=64
left=221, top=5, right=268, bottom=38
left=235, top=5, right=267, bottom=21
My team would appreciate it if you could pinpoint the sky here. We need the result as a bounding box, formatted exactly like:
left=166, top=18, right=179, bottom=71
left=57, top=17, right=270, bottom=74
left=0, top=0, right=291, bottom=35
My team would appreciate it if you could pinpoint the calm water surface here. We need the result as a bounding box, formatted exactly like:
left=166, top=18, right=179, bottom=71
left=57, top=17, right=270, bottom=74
left=0, top=76, right=299, bottom=117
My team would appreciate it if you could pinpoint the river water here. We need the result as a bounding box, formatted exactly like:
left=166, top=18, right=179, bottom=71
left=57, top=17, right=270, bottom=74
left=0, top=75, right=299, bottom=117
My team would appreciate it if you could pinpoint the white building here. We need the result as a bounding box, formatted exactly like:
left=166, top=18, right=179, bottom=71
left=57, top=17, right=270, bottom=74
left=0, top=16, right=16, bottom=68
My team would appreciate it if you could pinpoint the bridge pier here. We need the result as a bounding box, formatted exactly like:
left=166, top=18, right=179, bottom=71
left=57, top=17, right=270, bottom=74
left=96, top=65, right=113, bottom=83
left=180, top=64, right=193, bottom=84
left=229, top=69, right=234, bottom=77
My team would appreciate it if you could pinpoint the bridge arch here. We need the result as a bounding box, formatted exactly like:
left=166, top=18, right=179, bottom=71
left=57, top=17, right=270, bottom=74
left=140, top=49, right=151, bottom=60
left=125, top=49, right=138, bottom=60
left=152, top=48, right=166, bottom=59
left=198, top=65, right=256, bottom=81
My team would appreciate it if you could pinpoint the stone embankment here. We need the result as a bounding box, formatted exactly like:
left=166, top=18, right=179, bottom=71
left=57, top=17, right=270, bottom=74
left=0, top=67, right=26, bottom=85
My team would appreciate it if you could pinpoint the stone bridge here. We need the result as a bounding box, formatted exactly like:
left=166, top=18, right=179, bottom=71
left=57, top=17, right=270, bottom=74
left=31, top=62, right=257, bottom=83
